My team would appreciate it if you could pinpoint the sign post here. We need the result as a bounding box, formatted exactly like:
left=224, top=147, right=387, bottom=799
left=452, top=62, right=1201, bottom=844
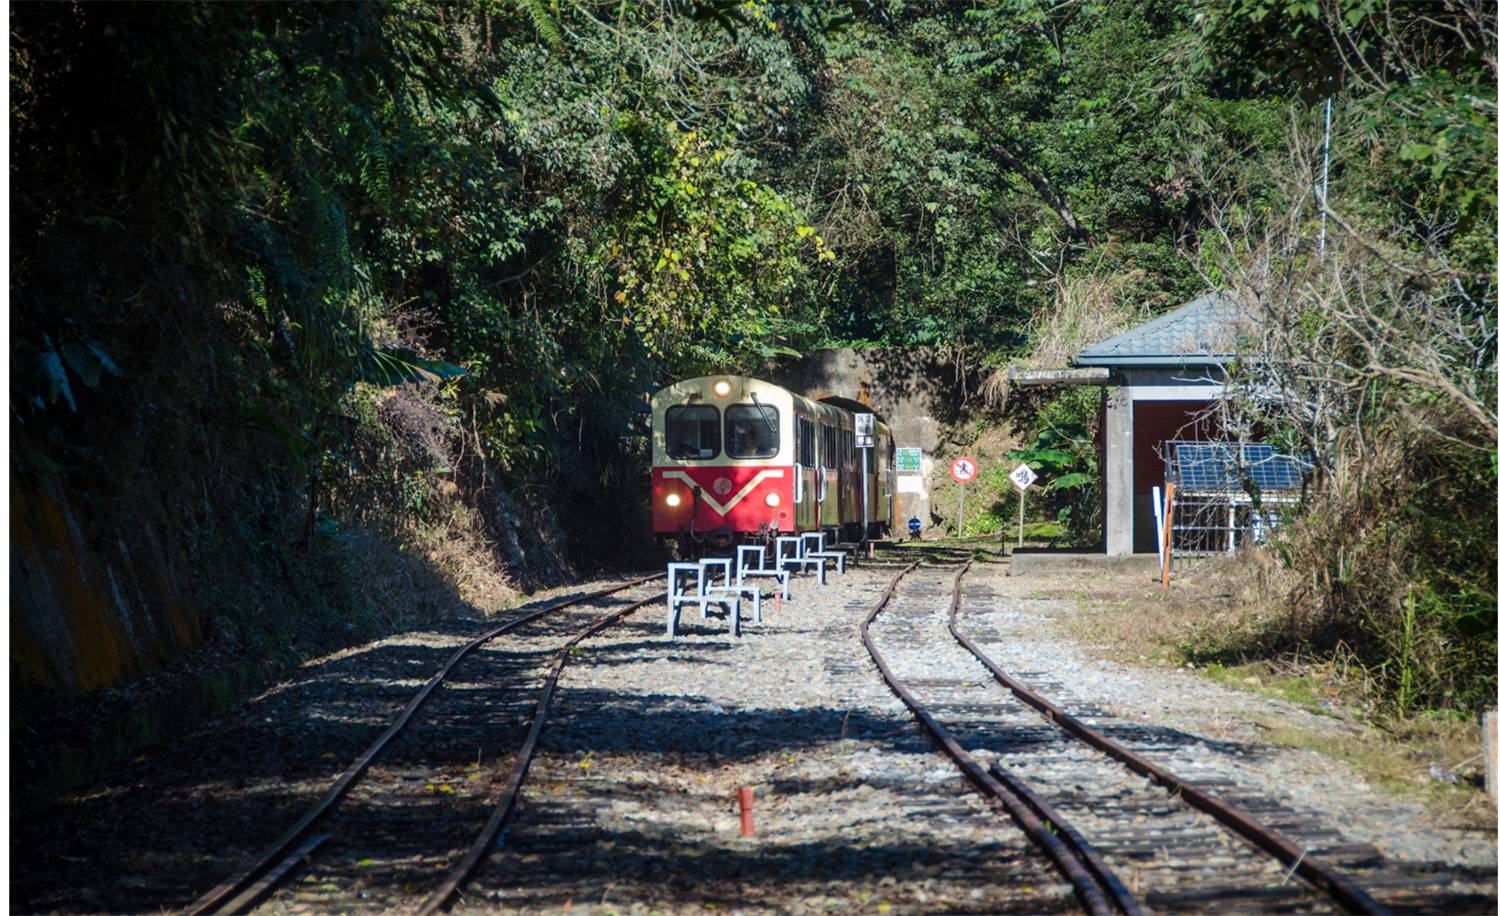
left=1009, top=462, right=1037, bottom=548
left=855, top=414, right=874, bottom=543
left=949, top=456, right=978, bottom=538
left=1161, top=482, right=1175, bottom=588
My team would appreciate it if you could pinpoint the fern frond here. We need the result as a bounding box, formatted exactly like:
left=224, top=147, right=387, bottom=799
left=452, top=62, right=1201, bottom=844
left=514, top=0, right=564, bottom=51
left=350, top=104, right=392, bottom=212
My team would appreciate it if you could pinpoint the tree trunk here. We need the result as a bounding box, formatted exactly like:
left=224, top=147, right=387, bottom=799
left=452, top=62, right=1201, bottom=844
left=992, top=140, right=1095, bottom=246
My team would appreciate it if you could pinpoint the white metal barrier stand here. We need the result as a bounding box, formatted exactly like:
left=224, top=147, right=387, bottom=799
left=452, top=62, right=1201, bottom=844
left=775, top=535, right=826, bottom=584
left=703, top=554, right=760, bottom=628
left=699, top=557, right=732, bottom=620
left=803, top=530, right=848, bottom=574
left=666, top=561, right=741, bottom=638
left=736, top=544, right=789, bottom=603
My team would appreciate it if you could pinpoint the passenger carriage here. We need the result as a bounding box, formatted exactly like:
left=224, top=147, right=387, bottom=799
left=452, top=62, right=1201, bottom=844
left=650, top=375, right=895, bottom=547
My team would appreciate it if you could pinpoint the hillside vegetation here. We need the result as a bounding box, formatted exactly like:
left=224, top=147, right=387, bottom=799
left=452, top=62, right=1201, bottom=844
left=11, top=1, right=1494, bottom=718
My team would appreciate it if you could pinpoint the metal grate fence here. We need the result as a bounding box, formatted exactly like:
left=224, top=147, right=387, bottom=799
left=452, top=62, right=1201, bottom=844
left=1162, top=440, right=1311, bottom=555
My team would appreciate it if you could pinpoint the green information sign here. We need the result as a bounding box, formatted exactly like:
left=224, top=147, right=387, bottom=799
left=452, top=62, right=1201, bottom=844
left=895, top=447, right=922, bottom=473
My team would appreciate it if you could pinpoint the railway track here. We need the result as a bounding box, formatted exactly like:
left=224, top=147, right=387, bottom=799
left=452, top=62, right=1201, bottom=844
left=186, top=575, right=664, bottom=915
left=862, top=559, right=1392, bottom=915
left=11, top=556, right=1489, bottom=913
left=460, top=559, right=1084, bottom=913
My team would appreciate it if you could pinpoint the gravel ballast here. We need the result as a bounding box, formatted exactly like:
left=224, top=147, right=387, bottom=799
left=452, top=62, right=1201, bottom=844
left=10, top=557, right=1495, bottom=914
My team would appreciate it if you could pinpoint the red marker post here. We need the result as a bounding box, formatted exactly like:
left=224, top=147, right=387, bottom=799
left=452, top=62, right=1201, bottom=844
left=737, top=786, right=755, bottom=837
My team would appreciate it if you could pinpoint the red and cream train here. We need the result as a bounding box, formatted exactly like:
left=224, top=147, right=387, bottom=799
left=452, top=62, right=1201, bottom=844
left=650, top=375, right=895, bottom=546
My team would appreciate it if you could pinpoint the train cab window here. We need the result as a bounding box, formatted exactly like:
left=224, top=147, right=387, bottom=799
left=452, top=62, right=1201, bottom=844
left=725, top=404, right=779, bottom=459
left=664, top=405, right=720, bottom=459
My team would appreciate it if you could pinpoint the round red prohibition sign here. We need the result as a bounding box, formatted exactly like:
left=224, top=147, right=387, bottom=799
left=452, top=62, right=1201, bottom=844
left=949, top=456, right=979, bottom=483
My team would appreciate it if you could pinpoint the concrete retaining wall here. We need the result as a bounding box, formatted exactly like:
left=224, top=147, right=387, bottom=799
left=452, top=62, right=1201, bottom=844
left=10, top=472, right=202, bottom=697
left=769, top=348, right=965, bottom=533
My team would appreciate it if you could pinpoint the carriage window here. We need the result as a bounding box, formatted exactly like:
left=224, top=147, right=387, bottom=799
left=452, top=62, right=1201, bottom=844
left=725, top=405, right=779, bottom=459
left=664, top=405, right=720, bottom=459
left=820, top=424, right=837, bottom=468
left=796, top=417, right=815, bottom=466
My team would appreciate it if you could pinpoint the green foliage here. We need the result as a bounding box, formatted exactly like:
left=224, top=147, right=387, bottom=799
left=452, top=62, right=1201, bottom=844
left=1197, top=425, right=1499, bottom=715
left=8, top=0, right=1493, bottom=716
left=963, top=465, right=1019, bottom=537
left=1177, top=0, right=1495, bottom=715
left=1007, top=388, right=1102, bottom=546
left=1186, top=0, right=1497, bottom=234
left=600, top=120, right=829, bottom=364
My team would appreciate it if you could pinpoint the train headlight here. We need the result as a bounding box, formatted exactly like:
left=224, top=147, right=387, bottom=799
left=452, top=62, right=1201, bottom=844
left=665, top=493, right=682, bottom=508
left=712, top=379, right=732, bottom=398
left=764, top=492, right=782, bottom=507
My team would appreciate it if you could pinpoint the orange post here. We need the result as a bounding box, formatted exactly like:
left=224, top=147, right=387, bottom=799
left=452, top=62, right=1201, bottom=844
left=737, top=786, right=755, bottom=837
left=1161, top=483, right=1175, bottom=588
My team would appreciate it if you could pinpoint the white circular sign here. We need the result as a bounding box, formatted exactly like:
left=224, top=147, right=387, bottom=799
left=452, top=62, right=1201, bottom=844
left=949, top=456, right=978, bottom=484
left=1009, top=463, right=1038, bottom=491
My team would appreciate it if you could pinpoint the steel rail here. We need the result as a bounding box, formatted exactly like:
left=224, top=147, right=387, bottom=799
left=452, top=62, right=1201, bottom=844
left=418, top=590, right=664, bottom=915
left=859, top=561, right=1137, bottom=916
left=186, top=574, right=663, bottom=916
left=216, top=833, right=329, bottom=914
left=947, top=568, right=1388, bottom=915
left=943, top=562, right=1140, bottom=915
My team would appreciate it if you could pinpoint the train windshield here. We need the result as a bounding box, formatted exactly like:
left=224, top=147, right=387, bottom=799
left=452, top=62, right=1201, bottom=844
left=725, top=404, right=779, bottom=459
left=664, top=405, right=720, bottom=459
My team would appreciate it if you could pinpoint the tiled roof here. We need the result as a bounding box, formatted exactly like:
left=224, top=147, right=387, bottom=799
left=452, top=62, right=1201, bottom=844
left=1075, top=291, right=1246, bottom=367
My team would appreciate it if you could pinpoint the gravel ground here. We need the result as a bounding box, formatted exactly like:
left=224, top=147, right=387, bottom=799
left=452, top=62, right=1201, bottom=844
left=871, top=565, right=1334, bottom=912
left=463, top=560, right=1074, bottom=914
left=10, top=556, right=1495, bottom=914
left=962, top=563, right=1497, bottom=911
left=9, top=578, right=654, bottom=913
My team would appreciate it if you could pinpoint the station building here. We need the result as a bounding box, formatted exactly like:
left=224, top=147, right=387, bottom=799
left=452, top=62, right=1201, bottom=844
left=1012, top=291, right=1246, bottom=555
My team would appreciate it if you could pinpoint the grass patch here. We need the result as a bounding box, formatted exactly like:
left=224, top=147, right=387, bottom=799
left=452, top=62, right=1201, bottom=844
left=886, top=536, right=1007, bottom=562
left=1017, top=520, right=1066, bottom=541
left=1258, top=716, right=1493, bottom=829
left=1041, top=553, right=1494, bottom=826
left=1059, top=588, right=1179, bottom=666
left=1197, top=661, right=1341, bottom=717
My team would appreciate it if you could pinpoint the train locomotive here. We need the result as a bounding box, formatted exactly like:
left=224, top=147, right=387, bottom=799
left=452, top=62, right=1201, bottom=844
left=650, top=375, right=895, bottom=547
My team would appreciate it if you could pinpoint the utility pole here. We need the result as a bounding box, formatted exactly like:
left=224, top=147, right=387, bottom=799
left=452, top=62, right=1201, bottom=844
left=1319, top=96, right=1333, bottom=259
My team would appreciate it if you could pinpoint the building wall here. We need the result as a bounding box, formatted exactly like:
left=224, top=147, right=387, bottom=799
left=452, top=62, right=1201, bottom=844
left=1101, top=367, right=1226, bottom=555
left=769, top=348, right=961, bottom=534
